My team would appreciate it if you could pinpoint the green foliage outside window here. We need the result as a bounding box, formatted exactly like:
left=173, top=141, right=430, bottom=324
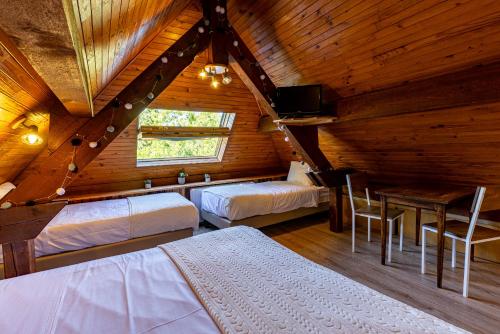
left=137, top=109, right=225, bottom=160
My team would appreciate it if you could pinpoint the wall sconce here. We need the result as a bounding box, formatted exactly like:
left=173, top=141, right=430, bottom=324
left=10, top=115, right=43, bottom=145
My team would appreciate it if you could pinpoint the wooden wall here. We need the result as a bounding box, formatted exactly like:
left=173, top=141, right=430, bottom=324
left=0, top=28, right=53, bottom=184
left=68, top=55, right=286, bottom=194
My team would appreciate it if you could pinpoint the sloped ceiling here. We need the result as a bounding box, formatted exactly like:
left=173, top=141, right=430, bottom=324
left=3, top=0, right=500, bottom=192
left=228, top=0, right=500, bottom=97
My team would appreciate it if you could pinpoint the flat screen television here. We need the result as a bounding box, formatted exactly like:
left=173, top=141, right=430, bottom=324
left=276, top=84, right=322, bottom=118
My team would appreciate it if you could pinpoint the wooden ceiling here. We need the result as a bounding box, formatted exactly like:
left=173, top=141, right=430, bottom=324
left=2, top=0, right=500, bottom=193
left=228, top=0, right=500, bottom=97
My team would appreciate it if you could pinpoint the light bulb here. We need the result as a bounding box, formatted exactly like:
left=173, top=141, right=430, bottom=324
left=107, top=125, right=115, bottom=133
left=27, top=134, right=38, bottom=144
left=68, top=162, right=77, bottom=172
left=21, top=125, right=43, bottom=145
left=284, top=136, right=290, bottom=142
left=177, top=50, right=184, bottom=57
left=89, top=141, right=98, bottom=148
left=260, top=74, right=266, bottom=80
left=147, top=92, right=155, bottom=99
left=0, top=201, right=12, bottom=209
left=56, top=188, right=66, bottom=196
left=161, top=56, right=168, bottom=64
left=233, top=40, right=239, bottom=47
left=210, top=79, right=220, bottom=89
left=222, top=74, right=232, bottom=85
left=204, top=19, right=210, bottom=26
left=215, top=5, right=221, bottom=12
left=124, top=103, right=133, bottom=110
left=199, top=70, right=207, bottom=79
left=198, top=26, right=205, bottom=33
left=271, top=102, right=276, bottom=108
left=220, top=7, right=225, bottom=14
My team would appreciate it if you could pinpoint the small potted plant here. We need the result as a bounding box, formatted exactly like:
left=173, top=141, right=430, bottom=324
left=178, top=169, right=187, bottom=185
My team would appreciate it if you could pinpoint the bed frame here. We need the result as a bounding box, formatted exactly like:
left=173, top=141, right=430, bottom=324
left=0, top=228, right=192, bottom=279
left=201, top=202, right=330, bottom=229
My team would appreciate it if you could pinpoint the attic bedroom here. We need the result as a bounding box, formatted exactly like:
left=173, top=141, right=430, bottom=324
left=1, top=0, right=499, bottom=333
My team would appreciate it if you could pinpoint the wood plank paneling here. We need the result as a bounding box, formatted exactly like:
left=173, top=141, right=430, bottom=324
left=228, top=0, right=500, bottom=97
left=0, top=28, right=54, bottom=184
left=71, top=0, right=192, bottom=105
left=68, top=53, right=287, bottom=194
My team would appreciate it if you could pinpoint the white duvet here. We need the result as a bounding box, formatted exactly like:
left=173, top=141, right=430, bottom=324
left=0, top=193, right=198, bottom=262
left=201, top=181, right=320, bottom=220
left=0, top=248, right=219, bottom=334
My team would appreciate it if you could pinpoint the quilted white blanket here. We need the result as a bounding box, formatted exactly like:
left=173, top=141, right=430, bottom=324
left=160, top=227, right=468, bottom=334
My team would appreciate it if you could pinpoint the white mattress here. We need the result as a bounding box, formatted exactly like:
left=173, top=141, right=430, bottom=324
left=0, top=248, right=219, bottom=334
left=201, top=181, right=320, bottom=220
left=0, top=192, right=198, bottom=262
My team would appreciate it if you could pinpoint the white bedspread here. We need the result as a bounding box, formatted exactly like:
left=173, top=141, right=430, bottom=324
left=0, top=248, right=219, bottom=334
left=128, top=193, right=199, bottom=238
left=161, top=227, right=469, bottom=334
left=201, top=181, right=320, bottom=220
left=0, top=192, right=198, bottom=262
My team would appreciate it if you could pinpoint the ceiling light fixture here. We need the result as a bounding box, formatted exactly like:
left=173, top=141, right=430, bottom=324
left=10, top=115, right=43, bottom=145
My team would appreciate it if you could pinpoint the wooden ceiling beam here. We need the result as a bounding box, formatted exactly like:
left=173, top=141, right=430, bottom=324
left=3, top=19, right=210, bottom=205
left=0, top=0, right=93, bottom=116
left=336, top=61, right=500, bottom=123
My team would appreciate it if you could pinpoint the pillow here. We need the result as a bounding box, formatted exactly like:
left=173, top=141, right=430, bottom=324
left=0, top=182, right=15, bottom=200
left=287, top=161, right=314, bottom=186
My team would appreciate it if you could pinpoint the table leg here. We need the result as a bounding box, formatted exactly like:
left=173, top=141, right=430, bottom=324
left=415, top=207, right=421, bottom=246
left=329, top=186, right=343, bottom=233
left=380, top=196, right=388, bottom=265
left=436, top=205, right=446, bottom=288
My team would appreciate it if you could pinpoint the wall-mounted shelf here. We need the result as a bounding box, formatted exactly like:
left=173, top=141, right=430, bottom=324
left=273, top=116, right=336, bottom=126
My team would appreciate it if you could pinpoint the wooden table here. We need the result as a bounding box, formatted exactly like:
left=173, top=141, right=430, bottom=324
left=376, top=185, right=475, bottom=288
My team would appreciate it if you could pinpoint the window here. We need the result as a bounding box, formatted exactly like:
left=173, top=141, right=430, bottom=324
left=137, top=109, right=235, bottom=166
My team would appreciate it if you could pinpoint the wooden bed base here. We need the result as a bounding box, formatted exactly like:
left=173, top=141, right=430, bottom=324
left=0, top=228, right=193, bottom=279
left=201, top=203, right=330, bottom=229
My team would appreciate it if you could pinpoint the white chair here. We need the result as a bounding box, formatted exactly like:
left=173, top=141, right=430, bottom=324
left=421, top=186, right=499, bottom=297
left=346, top=174, right=405, bottom=262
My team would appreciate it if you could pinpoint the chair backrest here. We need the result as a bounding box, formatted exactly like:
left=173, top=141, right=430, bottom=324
left=346, top=174, right=371, bottom=213
left=466, top=186, right=486, bottom=242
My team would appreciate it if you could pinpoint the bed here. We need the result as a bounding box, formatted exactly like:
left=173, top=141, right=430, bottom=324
left=0, top=226, right=467, bottom=334
left=0, top=192, right=198, bottom=275
left=192, top=162, right=330, bottom=229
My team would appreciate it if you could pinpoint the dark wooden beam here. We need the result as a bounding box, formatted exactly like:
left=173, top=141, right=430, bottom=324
left=3, top=20, right=210, bottom=205
left=226, top=26, right=347, bottom=232
left=337, top=61, right=500, bottom=123
left=0, top=202, right=66, bottom=277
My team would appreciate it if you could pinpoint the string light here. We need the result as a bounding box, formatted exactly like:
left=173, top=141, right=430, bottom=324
left=0, top=201, right=12, bottom=209
left=1, top=19, right=253, bottom=209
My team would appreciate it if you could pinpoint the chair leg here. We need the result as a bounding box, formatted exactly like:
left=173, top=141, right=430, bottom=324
left=399, top=215, right=404, bottom=252
left=451, top=239, right=456, bottom=268
left=367, top=217, right=371, bottom=242
left=352, top=212, right=356, bottom=253
left=463, top=242, right=472, bottom=297
left=388, top=219, right=393, bottom=263
left=421, top=228, right=426, bottom=274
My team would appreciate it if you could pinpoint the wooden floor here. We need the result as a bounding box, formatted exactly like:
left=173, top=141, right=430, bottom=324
left=259, top=214, right=500, bottom=334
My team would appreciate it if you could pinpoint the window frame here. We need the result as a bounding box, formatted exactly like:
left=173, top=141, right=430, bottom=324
left=136, top=109, right=234, bottom=167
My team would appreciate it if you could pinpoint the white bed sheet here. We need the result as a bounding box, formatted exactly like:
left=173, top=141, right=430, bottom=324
left=201, top=181, right=320, bottom=220
left=128, top=192, right=199, bottom=238
left=0, top=193, right=199, bottom=262
left=0, top=248, right=219, bottom=334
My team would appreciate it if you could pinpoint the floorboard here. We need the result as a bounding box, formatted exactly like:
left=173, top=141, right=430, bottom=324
left=256, top=213, right=500, bottom=334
